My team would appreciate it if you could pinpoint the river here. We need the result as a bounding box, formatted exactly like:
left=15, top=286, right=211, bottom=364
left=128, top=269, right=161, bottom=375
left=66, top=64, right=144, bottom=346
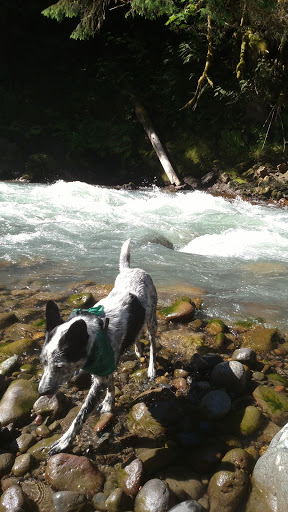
left=1, top=180, right=288, bottom=331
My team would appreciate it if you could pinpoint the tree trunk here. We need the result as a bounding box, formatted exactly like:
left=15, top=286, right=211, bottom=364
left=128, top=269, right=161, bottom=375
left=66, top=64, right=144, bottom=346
left=130, top=94, right=182, bottom=186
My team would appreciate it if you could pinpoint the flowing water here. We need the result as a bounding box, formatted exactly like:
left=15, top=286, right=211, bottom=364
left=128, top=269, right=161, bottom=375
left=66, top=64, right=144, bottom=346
left=1, top=180, right=288, bottom=331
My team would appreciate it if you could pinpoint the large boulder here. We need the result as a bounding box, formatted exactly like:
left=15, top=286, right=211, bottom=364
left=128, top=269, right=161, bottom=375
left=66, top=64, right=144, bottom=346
left=247, top=422, right=288, bottom=512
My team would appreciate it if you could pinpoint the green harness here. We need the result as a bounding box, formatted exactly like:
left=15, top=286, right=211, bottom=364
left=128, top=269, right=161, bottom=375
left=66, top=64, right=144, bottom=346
left=70, top=306, right=115, bottom=376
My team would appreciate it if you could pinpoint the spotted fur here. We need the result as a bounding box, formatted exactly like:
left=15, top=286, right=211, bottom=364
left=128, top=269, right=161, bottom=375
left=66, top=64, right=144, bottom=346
left=38, top=239, right=157, bottom=455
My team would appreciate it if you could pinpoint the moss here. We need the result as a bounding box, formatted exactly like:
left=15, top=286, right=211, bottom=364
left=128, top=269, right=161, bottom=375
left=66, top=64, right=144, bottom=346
left=0, top=338, right=38, bottom=362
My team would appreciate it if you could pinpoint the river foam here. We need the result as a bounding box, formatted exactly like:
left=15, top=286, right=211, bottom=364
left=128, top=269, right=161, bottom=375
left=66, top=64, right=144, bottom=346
left=1, top=181, right=288, bottom=330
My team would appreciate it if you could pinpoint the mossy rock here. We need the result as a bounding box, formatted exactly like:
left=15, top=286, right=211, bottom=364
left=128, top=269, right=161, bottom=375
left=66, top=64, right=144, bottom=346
left=158, top=300, right=195, bottom=323
left=240, top=328, right=279, bottom=353
left=0, top=379, right=39, bottom=426
left=253, top=385, right=288, bottom=425
left=127, top=402, right=166, bottom=439
left=239, top=405, right=264, bottom=437
left=267, top=373, right=288, bottom=387
left=0, top=338, right=38, bottom=362
left=205, top=318, right=229, bottom=335
left=67, top=293, right=94, bottom=308
left=0, top=312, right=18, bottom=329
left=27, top=434, right=62, bottom=461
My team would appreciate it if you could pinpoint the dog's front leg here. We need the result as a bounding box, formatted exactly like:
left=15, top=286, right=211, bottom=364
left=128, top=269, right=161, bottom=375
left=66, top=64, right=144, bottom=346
left=48, top=376, right=108, bottom=456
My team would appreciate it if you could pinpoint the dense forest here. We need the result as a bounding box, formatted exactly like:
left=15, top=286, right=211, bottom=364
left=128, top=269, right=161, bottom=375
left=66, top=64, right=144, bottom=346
left=0, top=0, right=287, bottom=186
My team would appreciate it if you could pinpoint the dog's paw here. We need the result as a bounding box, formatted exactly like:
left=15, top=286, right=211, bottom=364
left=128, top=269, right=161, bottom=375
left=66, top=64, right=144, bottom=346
left=48, top=438, right=70, bottom=456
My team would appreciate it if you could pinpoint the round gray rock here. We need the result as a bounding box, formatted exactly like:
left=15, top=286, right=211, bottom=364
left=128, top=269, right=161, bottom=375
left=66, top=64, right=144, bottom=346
left=210, top=360, right=246, bottom=393
left=200, top=390, right=231, bottom=419
left=134, top=479, right=174, bottom=512
left=168, top=501, right=206, bottom=512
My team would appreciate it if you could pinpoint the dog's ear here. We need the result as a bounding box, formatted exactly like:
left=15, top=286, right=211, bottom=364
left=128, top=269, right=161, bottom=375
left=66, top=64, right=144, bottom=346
left=46, top=300, right=63, bottom=332
left=61, top=319, right=89, bottom=361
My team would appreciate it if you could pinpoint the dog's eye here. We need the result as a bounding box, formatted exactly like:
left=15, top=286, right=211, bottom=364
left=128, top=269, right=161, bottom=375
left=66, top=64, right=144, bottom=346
left=56, top=363, right=65, bottom=369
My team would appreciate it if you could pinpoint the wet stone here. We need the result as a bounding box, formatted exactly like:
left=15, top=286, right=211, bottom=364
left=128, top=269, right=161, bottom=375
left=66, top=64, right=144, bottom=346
left=0, top=355, right=19, bottom=376
left=231, top=348, right=257, bottom=368
left=0, top=338, right=37, bottom=362
left=253, top=385, right=288, bottom=425
left=158, top=299, right=195, bottom=323
left=104, top=487, right=133, bottom=511
left=0, top=484, right=26, bottom=512
left=28, top=434, right=62, bottom=461
left=168, top=501, right=207, bottom=512
left=15, top=432, right=35, bottom=453
left=210, top=360, right=246, bottom=393
left=134, top=478, right=174, bottom=512
left=12, top=453, right=32, bottom=477
left=33, top=391, right=70, bottom=420
left=200, top=390, right=231, bottom=419
left=240, top=327, right=279, bottom=353
left=239, top=405, right=264, bottom=437
left=0, top=452, right=15, bottom=477
left=117, top=457, right=144, bottom=496
left=52, top=491, right=87, bottom=512
left=45, top=453, right=104, bottom=499
left=163, top=466, right=204, bottom=501
left=0, top=312, right=18, bottom=329
left=126, top=402, right=166, bottom=439
left=208, top=449, right=251, bottom=512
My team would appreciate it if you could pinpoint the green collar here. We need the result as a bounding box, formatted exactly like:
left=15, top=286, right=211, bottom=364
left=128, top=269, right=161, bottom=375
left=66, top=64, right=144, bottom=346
left=70, top=306, right=115, bottom=376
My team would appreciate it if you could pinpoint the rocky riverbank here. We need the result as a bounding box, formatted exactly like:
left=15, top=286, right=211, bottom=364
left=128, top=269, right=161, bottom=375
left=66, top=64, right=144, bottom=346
left=0, top=281, right=288, bottom=511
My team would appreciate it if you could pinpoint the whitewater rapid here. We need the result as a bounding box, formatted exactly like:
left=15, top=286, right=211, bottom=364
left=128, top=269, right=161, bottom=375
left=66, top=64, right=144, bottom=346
left=1, top=180, right=288, bottom=330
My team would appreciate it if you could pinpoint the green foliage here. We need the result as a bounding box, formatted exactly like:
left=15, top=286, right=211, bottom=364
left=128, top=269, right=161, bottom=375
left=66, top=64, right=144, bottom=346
left=128, top=0, right=176, bottom=19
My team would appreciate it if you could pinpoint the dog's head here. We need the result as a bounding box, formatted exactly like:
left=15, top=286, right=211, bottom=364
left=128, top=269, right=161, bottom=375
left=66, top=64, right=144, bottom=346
left=38, top=300, right=90, bottom=396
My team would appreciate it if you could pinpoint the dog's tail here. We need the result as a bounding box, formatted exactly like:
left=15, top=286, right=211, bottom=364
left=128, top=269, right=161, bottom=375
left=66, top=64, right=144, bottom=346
left=119, top=239, right=131, bottom=271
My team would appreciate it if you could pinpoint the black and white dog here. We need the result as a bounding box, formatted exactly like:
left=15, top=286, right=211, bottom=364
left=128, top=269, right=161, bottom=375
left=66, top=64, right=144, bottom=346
left=38, top=239, right=157, bottom=455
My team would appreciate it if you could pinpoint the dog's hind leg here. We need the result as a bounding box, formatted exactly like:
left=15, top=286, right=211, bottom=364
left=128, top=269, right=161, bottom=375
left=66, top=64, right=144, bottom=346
left=135, top=338, right=143, bottom=359
left=99, top=374, right=115, bottom=414
left=48, top=376, right=108, bottom=455
left=147, top=314, right=157, bottom=380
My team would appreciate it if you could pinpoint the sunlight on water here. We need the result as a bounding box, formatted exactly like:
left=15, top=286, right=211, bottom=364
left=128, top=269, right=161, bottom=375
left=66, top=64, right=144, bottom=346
left=1, top=180, right=288, bottom=330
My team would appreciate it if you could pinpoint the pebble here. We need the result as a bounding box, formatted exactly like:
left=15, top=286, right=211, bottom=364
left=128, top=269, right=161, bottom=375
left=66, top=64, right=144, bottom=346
left=201, top=390, right=231, bottom=419
left=231, top=347, right=257, bottom=368
left=210, top=360, right=246, bottom=393
left=45, top=453, right=104, bottom=499
left=0, top=453, right=15, bottom=477
left=52, top=491, right=87, bottom=512
left=0, top=484, right=26, bottom=512
left=168, top=501, right=207, bottom=512
left=12, top=453, right=32, bottom=477
left=134, top=478, right=174, bottom=512
left=117, top=457, right=144, bottom=496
